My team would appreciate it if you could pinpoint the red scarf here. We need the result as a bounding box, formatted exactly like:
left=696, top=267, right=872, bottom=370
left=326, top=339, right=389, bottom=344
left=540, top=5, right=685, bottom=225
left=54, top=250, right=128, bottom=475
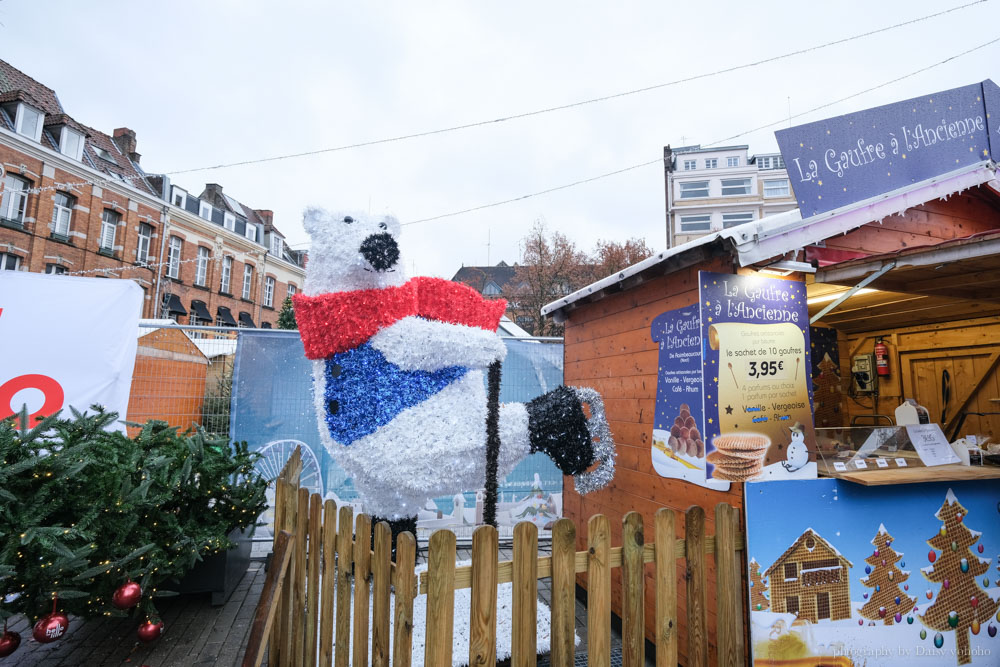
left=293, top=277, right=507, bottom=360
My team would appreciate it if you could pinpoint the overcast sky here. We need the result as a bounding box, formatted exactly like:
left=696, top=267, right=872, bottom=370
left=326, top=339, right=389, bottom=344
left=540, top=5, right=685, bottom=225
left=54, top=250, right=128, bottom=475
left=1, top=0, right=997, bottom=279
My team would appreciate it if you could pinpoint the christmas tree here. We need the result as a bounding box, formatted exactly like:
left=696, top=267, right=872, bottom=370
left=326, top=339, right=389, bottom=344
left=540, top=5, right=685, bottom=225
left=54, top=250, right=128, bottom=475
left=277, top=296, right=297, bottom=330
left=920, top=488, right=999, bottom=665
left=858, top=523, right=914, bottom=624
left=0, top=407, right=268, bottom=627
left=812, top=353, right=842, bottom=428
left=749, top=558, right=769, bottom=611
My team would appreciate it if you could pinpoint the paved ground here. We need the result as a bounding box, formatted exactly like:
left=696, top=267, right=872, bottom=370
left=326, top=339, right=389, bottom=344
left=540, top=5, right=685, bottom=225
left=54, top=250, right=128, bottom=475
left=3, top=541, right=651, bottom=666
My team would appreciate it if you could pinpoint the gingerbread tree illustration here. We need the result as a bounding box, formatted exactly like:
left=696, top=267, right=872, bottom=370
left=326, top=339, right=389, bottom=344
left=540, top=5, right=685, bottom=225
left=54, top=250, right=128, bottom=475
left=749, top=558, right=770, bottom=611
left=858, top=523, right=914, bottom=624
left=920, top=488, right=999, bottom=665
left=812, top=353, right=842, bottom=427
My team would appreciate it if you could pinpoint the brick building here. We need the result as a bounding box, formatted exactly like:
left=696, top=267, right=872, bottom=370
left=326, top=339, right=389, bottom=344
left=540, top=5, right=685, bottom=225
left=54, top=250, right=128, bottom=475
left=0, top=59, right=305, bottom=327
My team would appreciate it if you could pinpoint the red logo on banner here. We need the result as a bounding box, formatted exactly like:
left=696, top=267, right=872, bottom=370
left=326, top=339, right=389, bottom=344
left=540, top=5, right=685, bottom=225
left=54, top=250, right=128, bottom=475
left=0, top=374, right=65, bottom=421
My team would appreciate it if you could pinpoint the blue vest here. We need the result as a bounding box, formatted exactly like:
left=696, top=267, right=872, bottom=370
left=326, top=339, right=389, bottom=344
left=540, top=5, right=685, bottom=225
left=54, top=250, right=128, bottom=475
left=321, top=343, right=468, bottom=445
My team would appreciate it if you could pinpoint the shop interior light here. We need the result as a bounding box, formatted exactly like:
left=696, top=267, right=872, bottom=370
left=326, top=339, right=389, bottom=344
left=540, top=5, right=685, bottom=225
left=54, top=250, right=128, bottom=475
left=806, top=288, right=877, bottom=305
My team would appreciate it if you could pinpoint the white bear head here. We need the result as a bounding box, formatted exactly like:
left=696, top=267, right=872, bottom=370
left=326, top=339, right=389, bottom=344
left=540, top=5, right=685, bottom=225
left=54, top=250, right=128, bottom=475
left=301, top=207, right=407, bottom=295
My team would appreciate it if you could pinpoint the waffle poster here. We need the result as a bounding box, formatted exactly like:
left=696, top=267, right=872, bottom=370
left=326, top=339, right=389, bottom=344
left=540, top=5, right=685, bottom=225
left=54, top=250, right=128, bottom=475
left=699, top=272, right=817, bottom=481
left=650, top=306, right=729, bottom=490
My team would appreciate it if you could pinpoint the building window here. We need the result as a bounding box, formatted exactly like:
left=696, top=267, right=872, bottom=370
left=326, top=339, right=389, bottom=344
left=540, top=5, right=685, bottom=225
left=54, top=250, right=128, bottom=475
left=1, top=174, right=29, bottom=223
left=0, top=252, right=21, bottom=270
left=242, top=264, right=253, bottom=300
left=100, top=209, right=120, bottom=251
left=722, top=212, right=754, bottom=228
left=245, top=224, right=258, bottom=243
left=764, top=179, right=791, bottom=197
left=721, top=178, right=752, bottom=196
left=166, top=236, right=182, bottom=279
left=727, top=156, right=740, bottom=168
left=51, top=192, right=74, bottom=238
left=14, top=103, right=43, bottom=141
left=264, top=276, right=275, bottom=307
left=287, top=283, right=297, bottom=298
left=704, top=158, right=718, bottom=169
left=784, top=562, right=798, bottom=580
left=136, top=223, right=152, bottom=265
left=58, top=127, right=84, bottom=160
left=757, top=155, right=785, bottom=170
left=172, top=187, right=187, bottom=208
left=195, top=246, right=210, bottom=286
left=483, top=281, right=502, bottom=296
left=679, top=181, right=709, bottom=199
left=221, top=256, right=233, bottom=294
left=270, top=234, right=282, bottom=256
left=785, top=596, right=800, bottom=615
left=199, top=202, right=213, bottom=221
left=683, top=159, right=696, bottom=171
left=45, top=263, right=68, bottom=275
left=223, top=212, right=236, bottom=231
left=679, top=215, right=711, bottom=233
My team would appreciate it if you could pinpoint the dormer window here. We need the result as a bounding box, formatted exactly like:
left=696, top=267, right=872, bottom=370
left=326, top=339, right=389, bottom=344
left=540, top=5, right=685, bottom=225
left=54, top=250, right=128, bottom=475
left=245, top=223, right=258, bottom=243
left=483, top=281, right=502, bottom=296
left=58, top=127, right=84, bottom=160
left=200, top=202, right=213, bottom=221
left=171, top=187, right=187, bottom=209
left=14, top=103, right=43, bottom=141
left=270, top=234, right=283, bottom=256
left=223, top=212, right=235, bottom=231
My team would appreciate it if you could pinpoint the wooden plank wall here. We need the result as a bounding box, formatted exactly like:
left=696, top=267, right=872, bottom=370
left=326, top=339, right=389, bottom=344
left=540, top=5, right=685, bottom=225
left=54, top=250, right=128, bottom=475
left=839, top=315, right=1000, bottom=440
left=818, top=193, right=1000, bottom=259
left=561, top=255, right=742, bottom=665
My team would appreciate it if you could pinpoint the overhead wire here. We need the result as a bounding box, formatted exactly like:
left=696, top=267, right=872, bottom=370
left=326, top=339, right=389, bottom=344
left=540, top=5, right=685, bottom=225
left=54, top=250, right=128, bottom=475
left=5, top=0, right=989, bottom=201
left=400, top=35, right=1000, bottom=227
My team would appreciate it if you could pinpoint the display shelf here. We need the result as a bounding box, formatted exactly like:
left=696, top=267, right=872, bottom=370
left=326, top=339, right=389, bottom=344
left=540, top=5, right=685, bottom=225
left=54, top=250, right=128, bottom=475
left=820, top=462, right=1000, bottom=485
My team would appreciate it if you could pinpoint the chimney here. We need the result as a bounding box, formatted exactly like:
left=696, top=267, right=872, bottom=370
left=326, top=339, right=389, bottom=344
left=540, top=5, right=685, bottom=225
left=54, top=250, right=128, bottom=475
left=113, top=128, right=140, bottom=164
left=254, top=209, right=274, bottom=225
left=202, top=183, right=224, bottom=207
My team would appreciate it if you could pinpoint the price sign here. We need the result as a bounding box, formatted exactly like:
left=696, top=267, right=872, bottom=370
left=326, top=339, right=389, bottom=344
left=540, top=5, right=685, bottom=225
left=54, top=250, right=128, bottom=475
left=744, top=358, right=790, bottom=381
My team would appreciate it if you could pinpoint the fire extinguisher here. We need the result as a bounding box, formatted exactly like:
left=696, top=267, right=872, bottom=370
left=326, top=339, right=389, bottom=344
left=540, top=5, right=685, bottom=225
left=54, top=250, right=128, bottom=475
left=874, top=337, right=890, bottom=376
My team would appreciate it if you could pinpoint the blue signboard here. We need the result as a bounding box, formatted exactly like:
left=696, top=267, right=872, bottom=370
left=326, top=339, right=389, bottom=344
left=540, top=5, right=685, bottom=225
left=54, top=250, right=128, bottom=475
left=230, top=330, right=565, bottom=534
left=776, top=80, right=999, bottom=218
left=699, top=272, right=817, bottom=482
left=649, top=306, right=728, bottom=489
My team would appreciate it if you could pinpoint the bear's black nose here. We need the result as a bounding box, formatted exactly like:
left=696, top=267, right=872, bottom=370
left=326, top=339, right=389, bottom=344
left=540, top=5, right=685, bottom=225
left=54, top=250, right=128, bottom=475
left=359, top=232, right=400, bottom=272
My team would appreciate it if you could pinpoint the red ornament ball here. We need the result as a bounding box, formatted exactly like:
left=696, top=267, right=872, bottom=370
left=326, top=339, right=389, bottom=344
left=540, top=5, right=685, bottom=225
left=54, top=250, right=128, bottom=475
left=0, top=630, right=21, bottom=657
left=32, top=612, right=69, bottom=643
left=112, top=581, right=142, bottom=610
left=136, top=620, right=164, bottom=643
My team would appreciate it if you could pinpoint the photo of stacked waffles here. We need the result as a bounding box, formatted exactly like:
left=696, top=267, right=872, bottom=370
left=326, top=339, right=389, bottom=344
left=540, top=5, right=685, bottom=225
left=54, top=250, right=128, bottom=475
left=667, top=403, right=705, bottom=458
left=708, top=433, right=770, bottom=480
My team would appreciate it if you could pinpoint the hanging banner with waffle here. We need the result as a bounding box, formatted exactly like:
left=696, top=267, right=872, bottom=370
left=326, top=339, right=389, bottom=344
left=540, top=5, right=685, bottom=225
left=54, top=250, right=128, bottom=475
left=699, top=272, right=817, bottom=481
left=649, top=306, right=729, bottom=490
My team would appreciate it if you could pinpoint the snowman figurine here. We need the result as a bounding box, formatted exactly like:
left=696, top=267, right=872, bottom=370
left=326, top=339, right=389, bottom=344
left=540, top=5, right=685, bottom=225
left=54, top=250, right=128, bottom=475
left=781, top=422, right=809, bottom=473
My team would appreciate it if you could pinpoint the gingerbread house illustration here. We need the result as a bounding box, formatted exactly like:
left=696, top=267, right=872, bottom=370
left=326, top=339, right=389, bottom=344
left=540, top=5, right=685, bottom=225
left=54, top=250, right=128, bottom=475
left=763, top=528, right=852, bottom=623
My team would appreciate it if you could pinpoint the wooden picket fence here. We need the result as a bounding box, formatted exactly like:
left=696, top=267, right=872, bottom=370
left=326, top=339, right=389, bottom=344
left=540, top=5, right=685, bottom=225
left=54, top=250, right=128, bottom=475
left=242, top=448, right=747, bottom=667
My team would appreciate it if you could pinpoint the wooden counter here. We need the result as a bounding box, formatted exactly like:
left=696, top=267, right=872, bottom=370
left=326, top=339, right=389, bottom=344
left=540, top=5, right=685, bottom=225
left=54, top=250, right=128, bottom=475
left=819, top=463, right=1000, bottom=486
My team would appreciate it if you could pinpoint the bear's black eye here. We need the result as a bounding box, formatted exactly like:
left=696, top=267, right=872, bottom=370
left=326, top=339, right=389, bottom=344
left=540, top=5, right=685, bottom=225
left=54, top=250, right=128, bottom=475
left=327, top=399, right=340, bottom=415
left=379, top=222, right=387, bottom=230
left=343, top=216, right=354, bottom=224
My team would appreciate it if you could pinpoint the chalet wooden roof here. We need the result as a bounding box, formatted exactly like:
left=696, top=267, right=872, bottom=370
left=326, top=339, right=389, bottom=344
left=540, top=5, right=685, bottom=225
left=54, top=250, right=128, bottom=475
left=762, top=528, right=853, bottom=578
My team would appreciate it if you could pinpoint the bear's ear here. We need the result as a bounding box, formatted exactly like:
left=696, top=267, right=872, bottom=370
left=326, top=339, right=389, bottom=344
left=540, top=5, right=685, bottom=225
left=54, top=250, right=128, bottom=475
left=380, top=214, right=401, bottom=238
left=302, top=206, right=329, bottom=239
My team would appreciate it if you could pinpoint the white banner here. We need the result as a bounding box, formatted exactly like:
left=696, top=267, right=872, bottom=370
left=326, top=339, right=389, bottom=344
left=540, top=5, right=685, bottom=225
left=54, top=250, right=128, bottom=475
left=0, top=272, right=142, bottom=428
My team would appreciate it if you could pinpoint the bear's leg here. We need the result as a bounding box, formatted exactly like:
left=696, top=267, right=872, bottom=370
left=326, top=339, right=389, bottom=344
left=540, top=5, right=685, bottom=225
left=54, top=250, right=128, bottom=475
left=370, top=514, right=418, bottom=559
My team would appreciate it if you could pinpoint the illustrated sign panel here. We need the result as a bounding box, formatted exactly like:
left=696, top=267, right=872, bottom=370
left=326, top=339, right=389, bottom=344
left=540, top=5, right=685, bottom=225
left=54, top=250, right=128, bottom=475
left=745, top=478, right=1000, bottom=666
left=776, top=80, right=999, bottom=218
left=699, top=272, right=817, bottom=481
left=0, top=272, right=141, bottom=430
left=231, top=331, right=566, bottom=534
left=650, top=306, right=729, bottom=490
